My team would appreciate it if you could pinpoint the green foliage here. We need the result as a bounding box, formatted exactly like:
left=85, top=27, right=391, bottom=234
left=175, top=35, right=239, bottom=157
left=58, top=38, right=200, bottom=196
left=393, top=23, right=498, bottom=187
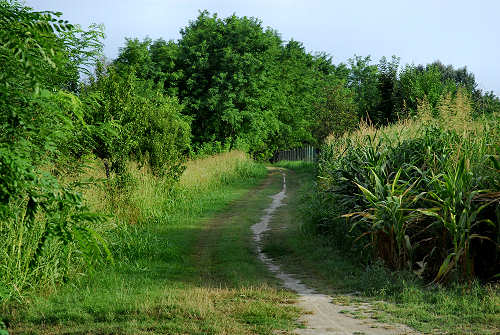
left=175, top=11, right=283, bottom=154
left=81, top=65, right=191, bottom=178
left=0, top=1, right=191, bottom=304
left=59, top=23, right=105, bottom=82
left=312, top=80, right=358, bottom=142
left=314, top=111, right=499, bottom=282
left=347, top=55, right=381, bottom=122
left=265, top=41, right=334, bottom=150
left=396, top=64, right=448, bottom=116
left=135, top=88, right=191, bottom=178
left=377, top=55, right=400, bottom=124
left=343, top=55, right=500, bottom=125
left=475, top=90, right=500, bottom=116
left=430, top=60, right=477, bottom=93
left=0, top=320, right=6, bottom=335
left=0, top=1, right=111, bottom=303
left=114, top=12, right=342, bottom=157
left=0, top=0, right=73, bottom=89
left=114, top=37, right=155, bottom=79
left=112, top=11, right=500, bottom=157
left=114, top=38, right=181, bottom=97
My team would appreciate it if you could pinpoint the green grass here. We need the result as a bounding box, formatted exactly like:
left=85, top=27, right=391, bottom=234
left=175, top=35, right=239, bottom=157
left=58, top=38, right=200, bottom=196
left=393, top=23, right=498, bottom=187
left=272, top=160, right=316, bottom=172
left=1, top=153, right=300, bottom=334
left=263, top=164, right=500, bottom=335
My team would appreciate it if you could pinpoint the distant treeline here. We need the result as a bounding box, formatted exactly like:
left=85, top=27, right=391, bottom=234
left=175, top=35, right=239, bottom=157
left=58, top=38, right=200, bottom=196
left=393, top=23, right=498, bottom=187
left=111, top=11, right=499, bottom=159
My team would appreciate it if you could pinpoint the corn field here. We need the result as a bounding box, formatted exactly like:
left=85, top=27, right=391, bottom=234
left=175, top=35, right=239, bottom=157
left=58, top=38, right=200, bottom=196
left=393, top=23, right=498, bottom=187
left=314, top=94, right=500, bottom=283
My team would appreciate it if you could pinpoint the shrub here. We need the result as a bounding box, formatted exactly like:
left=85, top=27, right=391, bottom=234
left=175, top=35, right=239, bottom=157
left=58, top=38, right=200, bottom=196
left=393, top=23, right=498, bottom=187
left=0, top=3, right=110, bottom=303
left=80, top=65, right=191, bottom=180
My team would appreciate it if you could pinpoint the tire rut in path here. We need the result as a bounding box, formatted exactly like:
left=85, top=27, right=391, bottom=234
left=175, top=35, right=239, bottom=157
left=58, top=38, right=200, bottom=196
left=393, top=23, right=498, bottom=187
left=193, top=170, right=280, bottom=285
left=251, top=170, right=418, bottom=335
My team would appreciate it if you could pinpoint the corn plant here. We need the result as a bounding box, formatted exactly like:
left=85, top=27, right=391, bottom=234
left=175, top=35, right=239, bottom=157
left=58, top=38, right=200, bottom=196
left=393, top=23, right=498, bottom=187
left=317, top=112, right=499, bottom=283
left=419, top=158, right=497, bottom=282
left=345, top=167, right=423, bottom=270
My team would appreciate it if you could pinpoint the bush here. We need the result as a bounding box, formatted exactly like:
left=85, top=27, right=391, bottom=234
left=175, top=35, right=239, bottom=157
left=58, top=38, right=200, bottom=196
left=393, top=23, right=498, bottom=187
left=0, top=3, right=110, bottom=303
left=80, top=65, right=191, bottom=180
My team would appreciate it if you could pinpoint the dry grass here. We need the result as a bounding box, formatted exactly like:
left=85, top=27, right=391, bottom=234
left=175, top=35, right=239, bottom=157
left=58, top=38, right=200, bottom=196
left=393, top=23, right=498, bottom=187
left=180, top=150, right=253, bottom=189
left=75, top=150, right=259, bottom=225
left=325, top=89, right=498, bottom=162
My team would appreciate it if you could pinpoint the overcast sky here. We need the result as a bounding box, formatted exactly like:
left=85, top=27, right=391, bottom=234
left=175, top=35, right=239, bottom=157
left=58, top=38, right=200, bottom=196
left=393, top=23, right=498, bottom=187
left=25, top=0, right=500, bottom=95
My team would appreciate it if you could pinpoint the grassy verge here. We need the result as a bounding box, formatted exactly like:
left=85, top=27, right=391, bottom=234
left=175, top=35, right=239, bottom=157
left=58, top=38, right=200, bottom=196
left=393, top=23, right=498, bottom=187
left=2, top=152, right=299, bottom=335
left=264, top=164, right=500, bottom=335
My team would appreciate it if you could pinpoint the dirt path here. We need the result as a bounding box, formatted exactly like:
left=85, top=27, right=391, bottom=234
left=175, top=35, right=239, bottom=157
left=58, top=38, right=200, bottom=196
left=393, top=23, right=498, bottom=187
left=251, top=170, right=417, bottom=335
left=193, top=171, right=279, bottom=285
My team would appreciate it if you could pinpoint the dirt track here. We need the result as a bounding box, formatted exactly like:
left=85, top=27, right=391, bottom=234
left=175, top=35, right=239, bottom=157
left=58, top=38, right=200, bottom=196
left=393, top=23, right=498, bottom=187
left=251, top=169, right=418, bottom=335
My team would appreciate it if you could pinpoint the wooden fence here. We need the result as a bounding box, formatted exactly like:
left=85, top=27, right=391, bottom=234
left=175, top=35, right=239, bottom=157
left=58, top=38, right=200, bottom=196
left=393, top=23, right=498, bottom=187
left=276, top=145, right=317, bottom=162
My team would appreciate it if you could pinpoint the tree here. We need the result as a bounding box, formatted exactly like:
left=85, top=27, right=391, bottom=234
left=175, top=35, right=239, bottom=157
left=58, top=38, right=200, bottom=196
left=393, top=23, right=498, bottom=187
left=347, top=55, right=381, bottom=122
left=377, top=55, right=399, bottom=124
left=80, top=64, right=191, bottom=178
left=149, top=38, right=182, bottom=96
left=395, top=63, right=452, bottom=116
left=474, top=90, right=500, bottom=116
left=114, top=37, right=154, bottom=80
left=112, top=11, right=355, bottom=158
left=429, top=61, right=477, bottom=93
left=174, top=11, right=283, bottom=152
left=313, top=80, right=358, bottom=143
left=60, top=23, right=105, bottom=85
left=264, top=40, right=330, bottom=151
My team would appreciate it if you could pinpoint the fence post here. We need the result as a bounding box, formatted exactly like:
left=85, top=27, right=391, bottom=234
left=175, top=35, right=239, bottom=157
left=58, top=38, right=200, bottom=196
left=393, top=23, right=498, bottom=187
left=276, top=146, right=317, bottom=163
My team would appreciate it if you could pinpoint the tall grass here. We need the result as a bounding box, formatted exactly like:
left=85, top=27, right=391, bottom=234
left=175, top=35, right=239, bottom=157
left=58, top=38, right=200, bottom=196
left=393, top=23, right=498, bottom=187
left=0, top=150, right=266, bottom=304
left=79, top=151, right=265, bottom=222
left=0, top=211, right=82, bottom=303
left=181, top=151, right=261, bottom=189
left=315, top=90, right=499, bottom=283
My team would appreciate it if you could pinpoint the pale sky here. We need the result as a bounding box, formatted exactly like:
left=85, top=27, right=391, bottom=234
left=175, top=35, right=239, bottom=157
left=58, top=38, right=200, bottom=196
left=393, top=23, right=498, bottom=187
left=26, top=0, right=500, bottom=95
